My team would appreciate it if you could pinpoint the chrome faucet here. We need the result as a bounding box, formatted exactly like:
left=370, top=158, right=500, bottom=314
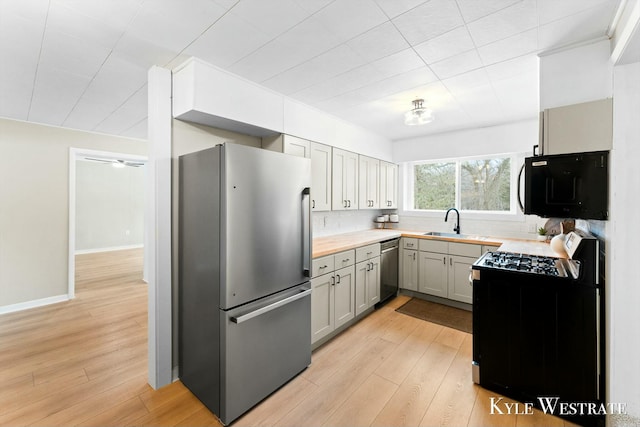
left=444, top=208, right=460, bottom=234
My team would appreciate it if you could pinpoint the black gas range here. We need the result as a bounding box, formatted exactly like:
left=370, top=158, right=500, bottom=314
left=471, top=230, right=604, bottom=427
left=474, top=251, right=581, bottom=279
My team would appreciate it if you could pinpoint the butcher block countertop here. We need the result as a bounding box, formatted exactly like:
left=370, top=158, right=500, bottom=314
left=312, top=229, right=560, bottom=259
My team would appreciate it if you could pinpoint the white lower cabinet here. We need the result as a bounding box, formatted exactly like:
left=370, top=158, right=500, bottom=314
left=401, top=238, right=481, bottom=304
left=355, top=256, right=380, bottom=315
left=311, top=250, right=355, bottom=345
left=418, top=251, right=448, bottom=298
left=400, top=248, right=418, bottom=291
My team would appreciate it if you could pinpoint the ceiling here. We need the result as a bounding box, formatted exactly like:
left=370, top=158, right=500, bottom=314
left=0, top=0, right=625, bottom=142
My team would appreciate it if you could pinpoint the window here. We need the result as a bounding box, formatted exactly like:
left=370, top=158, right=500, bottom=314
left=407, top=155, right=514, bottom=213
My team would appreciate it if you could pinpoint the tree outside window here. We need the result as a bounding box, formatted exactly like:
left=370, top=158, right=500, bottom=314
left=410, top=156, right=512, bottom=212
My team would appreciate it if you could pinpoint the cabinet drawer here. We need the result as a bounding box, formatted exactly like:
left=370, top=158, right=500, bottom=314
left=355, top=243, right=380, bottom=263
left=312, top=255, right=335, bottom=277
left=449, top=242, right=482, bottom=258
left=334, top=250, right=355, bottom=269
left=402, top=238, right=418, bottom=250
left=419, top=239, right=448, bottom=253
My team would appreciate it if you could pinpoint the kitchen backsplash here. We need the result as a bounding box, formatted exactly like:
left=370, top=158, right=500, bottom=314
left=312, top=210, right=383, bottom=237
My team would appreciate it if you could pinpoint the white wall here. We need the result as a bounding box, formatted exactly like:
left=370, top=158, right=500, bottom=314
left=609, top=61, right=640, bottom=425
left=539, top=38, right=613, bottom=109
left=0, top=118, right=146, bottom=311
left=393, top=119, right=538, bottom=163
left=75, top=160, right=145, bottom=252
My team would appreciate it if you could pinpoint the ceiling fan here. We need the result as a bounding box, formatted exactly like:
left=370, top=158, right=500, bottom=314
left=83, top=157, right=146, bottom=168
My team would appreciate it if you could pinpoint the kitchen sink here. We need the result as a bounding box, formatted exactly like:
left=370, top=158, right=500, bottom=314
left=423, top=231, right=469, bottom=238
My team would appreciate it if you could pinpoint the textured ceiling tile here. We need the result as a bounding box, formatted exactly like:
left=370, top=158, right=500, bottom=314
left=373, top=0, right=429, bottom=19
left=442, top=69, right=491, bottom=96
left=392, top=0, right=464, bottom=45
left=537, top=0, right=617, bottom=25
left=466, top=0, right=537, bottom=47
left=429, top=49, right=484, bottom=79
left=231, top=16, right=342, bottom=81
left=477, top=28, right=538, bottom=66
left=484, top=55, right=539, bottom=82
left=291, top=0, right=335, bottom=14
left=125, top=0, right=227, bottom=53
left=264, top=44, right=366, bottom=95
left=94, top=85, right=148, bottom=135
left=538, top=3, right=616, bottom=51
left=51, top=0, right=143, bottom=31
left=313, top=0, right=389, bottom=41
left=39, top=29, right=112, bottom=78
left=346, top=21, right=409, bottom=63
left=29, top=66, right=92, bottom=125
left=455, top=0, right=521, bottom=23
left=371, top=48, right=427, bottom=77
left=46, top=1, right=123, bottom=50
left=114, top=33, right=182, bottom=69
left=229, top=0, right=312, bottom=39
left=119, top=117, right=147, bottom=139
left=414, top=26, right=475, bottom=64
left=184, top=12, right=271, bottom=68
left=293, top=65, right=383, bottom=104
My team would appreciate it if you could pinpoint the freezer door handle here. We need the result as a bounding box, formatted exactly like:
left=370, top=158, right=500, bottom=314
left=302, top=187, right=312, bottom=277
left=231, top=288, right=312, bottom=324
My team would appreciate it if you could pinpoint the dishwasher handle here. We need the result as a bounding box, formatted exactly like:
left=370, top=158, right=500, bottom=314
left=381, top=246, right=398, bottom=254
left=231, top=288, right=312, bottom=324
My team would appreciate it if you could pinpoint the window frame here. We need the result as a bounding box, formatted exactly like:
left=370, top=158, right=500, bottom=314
left=400, top=152, right=526, bottom=222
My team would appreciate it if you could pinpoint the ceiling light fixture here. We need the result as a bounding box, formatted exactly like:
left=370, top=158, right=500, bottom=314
left=404, top=98, right=434, bottom=126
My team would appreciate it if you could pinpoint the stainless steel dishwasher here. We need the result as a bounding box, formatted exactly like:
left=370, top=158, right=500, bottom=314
left=379, top=238, right=399, bottom=305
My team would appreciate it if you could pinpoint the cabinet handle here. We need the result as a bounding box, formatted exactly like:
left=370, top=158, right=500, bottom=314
left=348, top=200, right=351, bottom=208
left=413, top=252, right=416, bottom=261
left=407, top=243, right=413, bottom=247
left=331, top=275, right=335, bottom=286
left=443, top=257, right=446, bottom=265
left=369, top=262, right=373, bottom=271
left=450, top=257, right=453, bottom=266
left=336, top=274, right=341, bottom=284
left=312, top=200, right=315, bottom=209
left=319, top=265, right=327, bottom=270
left=343, top=200, right=347, bottom=208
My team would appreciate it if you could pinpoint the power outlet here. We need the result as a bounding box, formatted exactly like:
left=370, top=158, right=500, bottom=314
left=527, top=223, right=537, bottom=234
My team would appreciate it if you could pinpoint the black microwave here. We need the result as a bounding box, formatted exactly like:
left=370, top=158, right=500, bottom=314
left=522, top=151, right=608, bottom=220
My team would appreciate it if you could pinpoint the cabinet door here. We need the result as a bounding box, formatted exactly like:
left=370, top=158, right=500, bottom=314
left=358, top=155, right=379, bottom=209
left=367, top=256, right=381, bottom=307
left=418, top=252, right=448, bottom=298
left=542, top=98, right=613, bottom=155
left=448, top=255, right=476, bottom=304
left=380, top=161, right=398, bottom=209
left=400, top=249, right=418, bottom=291
left=334, top=266, right=355, bottom=328
left=311, top=273, right=334, bottom=344
left=283, top=135, right=311, bottom=158
left=355, top=260, right=368, bottom=316
left=310, top=142, right=332, bottom=211
left=332, top=148, right=358, bottom=210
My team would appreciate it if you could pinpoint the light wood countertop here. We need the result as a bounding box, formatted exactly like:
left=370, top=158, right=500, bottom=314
left=313, top=229, right=562, bottom=259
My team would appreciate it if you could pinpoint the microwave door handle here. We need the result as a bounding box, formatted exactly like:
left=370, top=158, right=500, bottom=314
left=517, top=163, right=525, bottom=213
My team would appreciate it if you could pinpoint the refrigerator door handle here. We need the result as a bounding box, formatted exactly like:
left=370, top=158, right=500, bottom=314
left=231, top=288, right=312, bottom=324
left=302, top=187, right=312, bottom=277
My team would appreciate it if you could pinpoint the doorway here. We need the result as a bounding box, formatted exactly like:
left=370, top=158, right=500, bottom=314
left=68, top=148, right=148, bottom=298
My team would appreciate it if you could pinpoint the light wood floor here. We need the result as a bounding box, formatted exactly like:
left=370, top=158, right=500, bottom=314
left=0, top=249, right=574, bottom=427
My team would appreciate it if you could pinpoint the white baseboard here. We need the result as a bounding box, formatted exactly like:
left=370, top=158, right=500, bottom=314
left=75, top=244, right=144, bottom=255
left=0, top=294, right=70, bottom=315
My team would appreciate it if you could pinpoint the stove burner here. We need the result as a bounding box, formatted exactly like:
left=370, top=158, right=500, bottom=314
left=478, top=252, right=577, bottom=278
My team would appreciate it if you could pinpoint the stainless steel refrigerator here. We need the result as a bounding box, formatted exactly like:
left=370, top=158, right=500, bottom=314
left=178, top=143, right=312, bottom=425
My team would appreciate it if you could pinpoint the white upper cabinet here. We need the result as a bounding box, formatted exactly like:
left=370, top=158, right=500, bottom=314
left=332, top=148, right=359, bottom=210
left=310, top=142, right=332, bottom=211
left=379, top=161, right=398, bottom=209
left=358, top=155, right=380, bottom=209
left=263, top=134, right=311, bottom=158
left=540, top=98, right=613, bottom=155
